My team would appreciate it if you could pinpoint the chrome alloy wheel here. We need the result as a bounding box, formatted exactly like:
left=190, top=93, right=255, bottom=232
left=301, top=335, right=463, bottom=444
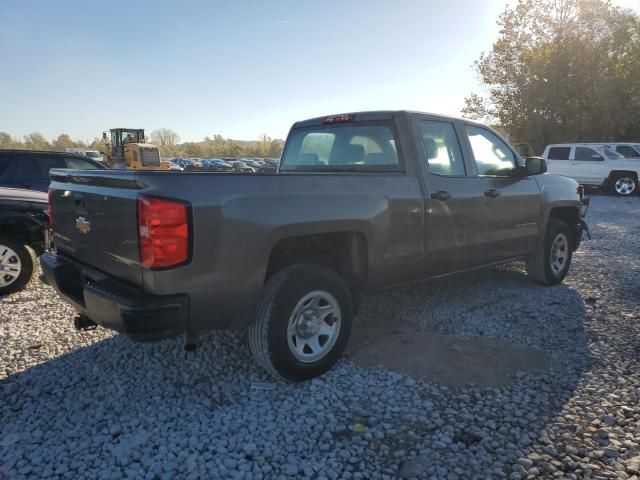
left=615, top=177, right=636, bottom=196
left=287, top=290, right=342, bottom=363
left=549, top=233, right=569, bottom=277
left=0, top=245, right=22, bottom=288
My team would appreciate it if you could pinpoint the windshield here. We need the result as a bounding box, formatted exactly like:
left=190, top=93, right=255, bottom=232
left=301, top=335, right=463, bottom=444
left=85, top=151, right=101, bottom=158
left=281, top=122, right=401, bottom=172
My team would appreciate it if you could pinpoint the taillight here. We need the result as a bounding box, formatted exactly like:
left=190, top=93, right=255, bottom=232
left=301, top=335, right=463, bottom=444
left=323, top=113, right=354, bottom=124
left=47, top=189, right=54, bottom=226
left=137, top=196, right=190, bottom=269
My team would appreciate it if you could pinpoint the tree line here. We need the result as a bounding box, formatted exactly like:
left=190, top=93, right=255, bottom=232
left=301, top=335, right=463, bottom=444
left=463, top=0, right=640, bottom=153
left=0, top=129, right=284, bottom=159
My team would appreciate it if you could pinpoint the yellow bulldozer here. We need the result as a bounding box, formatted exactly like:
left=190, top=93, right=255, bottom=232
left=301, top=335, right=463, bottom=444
left=101, top=128, right=168, bottom=170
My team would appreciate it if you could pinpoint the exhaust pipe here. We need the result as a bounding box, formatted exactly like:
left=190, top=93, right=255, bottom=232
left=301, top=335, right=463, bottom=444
left=74, top=315, right=97, bottom=331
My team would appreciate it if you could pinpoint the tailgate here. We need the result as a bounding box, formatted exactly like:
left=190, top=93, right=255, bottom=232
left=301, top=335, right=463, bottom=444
left=49, top=169, right=143, bottom=287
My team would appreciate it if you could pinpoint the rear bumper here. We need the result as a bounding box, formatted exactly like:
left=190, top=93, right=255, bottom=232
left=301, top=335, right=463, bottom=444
left=40, top=252, right=188, bottom=341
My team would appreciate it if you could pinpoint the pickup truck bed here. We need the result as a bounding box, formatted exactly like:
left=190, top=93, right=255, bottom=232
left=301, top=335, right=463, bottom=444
left=42, top=110, right=587, bottom=380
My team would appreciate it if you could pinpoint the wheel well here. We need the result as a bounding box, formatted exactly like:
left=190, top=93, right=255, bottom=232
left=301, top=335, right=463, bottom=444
left=549, top=207, right=579, bottom=245
left=0, top=222, right=43, bottom=253
left=609, top=170, right=638, bottom=181
left=266, top=232, right=368, bottom=290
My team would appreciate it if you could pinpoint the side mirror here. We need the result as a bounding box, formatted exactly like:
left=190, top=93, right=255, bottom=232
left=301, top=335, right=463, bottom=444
left=591, top=154, right=603, bottom=160
left=525, top=156, right=547, bottom=175
left=99, top=151, right=105, bottom=155
left=102, top=132, right=107, bottom=140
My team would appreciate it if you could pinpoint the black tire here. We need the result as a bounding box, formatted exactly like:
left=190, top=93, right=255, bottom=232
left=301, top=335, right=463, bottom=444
left=0, top=237, right=36, bottom=296
left=610, top=173, right=637, bottom=196
left=248, top=264, right=353, bottom=381
left=526, top=219, right=573, bottom=286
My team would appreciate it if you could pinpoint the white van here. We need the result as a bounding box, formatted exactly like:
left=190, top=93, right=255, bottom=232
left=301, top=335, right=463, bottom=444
left=542, top=143, right=639, bottom=196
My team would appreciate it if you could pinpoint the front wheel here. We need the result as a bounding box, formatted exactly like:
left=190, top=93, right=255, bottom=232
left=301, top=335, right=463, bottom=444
left=0, top=238, right=36, bottom=296
left=249, top=264, right=353, bottom=381
left=526, top=219, right=573, bottom=286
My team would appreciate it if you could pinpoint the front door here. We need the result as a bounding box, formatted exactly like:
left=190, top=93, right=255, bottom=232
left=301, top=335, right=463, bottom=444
left=462, top=125, right=542, bottom=264
left=570, top=146, right=606, bottom=185
left=413, top=117, right=487, bottom=275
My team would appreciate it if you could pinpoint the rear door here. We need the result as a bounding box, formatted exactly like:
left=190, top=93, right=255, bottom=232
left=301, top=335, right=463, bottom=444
left=413, top=115, right=487, bottom=275
left=461, top=124, right=541, bottom=263
left=570, top=146, right=606, bottom=185
left=545, top=146, right=572, bottom=176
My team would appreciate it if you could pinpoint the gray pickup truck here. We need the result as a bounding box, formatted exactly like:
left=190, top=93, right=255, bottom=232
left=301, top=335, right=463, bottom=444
left=41, top=111, right=588, bottom=381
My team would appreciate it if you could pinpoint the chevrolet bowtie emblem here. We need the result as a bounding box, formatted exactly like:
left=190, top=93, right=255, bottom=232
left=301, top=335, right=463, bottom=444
left=75, top=216, right=91, bottom=234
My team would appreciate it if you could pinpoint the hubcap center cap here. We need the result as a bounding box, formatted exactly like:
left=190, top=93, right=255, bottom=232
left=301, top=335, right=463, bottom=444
left=297, top=310, right=321, bottom=337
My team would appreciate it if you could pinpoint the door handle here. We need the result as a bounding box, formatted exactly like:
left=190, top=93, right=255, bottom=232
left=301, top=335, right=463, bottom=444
left=484, top=189, right=501, bottom=198
left=430, top=190, right=451, bottom=201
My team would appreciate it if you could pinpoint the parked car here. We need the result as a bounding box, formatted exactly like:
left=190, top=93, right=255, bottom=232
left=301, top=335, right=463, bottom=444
left=542, top=143, right=640, bottom=196
left=42, top=111, right=588, bottom=381
left=0, top=187, right=49, bottom=295
left=66, top=148, right=105, bottom=163
left=202, top=159, right=234, bottom=172
left=0, top=150, right=105, bottom=192
left=229, top=161, right=255, bottom=173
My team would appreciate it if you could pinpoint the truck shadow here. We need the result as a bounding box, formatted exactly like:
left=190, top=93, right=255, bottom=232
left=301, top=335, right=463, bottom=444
left=349, top=262, right=593, bottom=476
left=1, top=263, right=592, bottom=479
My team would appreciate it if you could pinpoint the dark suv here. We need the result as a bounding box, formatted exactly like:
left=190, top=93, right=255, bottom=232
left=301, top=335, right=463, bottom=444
left=0, top=150, right=105, bottom=192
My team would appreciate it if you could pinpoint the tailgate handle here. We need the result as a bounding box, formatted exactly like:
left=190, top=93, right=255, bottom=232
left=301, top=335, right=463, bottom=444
left=484, top=189, right=501, bottom=198
left=430, top=190, right=451, bottom=201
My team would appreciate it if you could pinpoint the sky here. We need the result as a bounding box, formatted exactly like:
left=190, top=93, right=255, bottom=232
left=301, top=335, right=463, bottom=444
left=1, top=0, right=638, bottom=143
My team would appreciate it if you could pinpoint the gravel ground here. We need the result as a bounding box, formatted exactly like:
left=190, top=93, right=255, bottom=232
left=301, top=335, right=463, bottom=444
left=1, top=194, right=639, bottom=480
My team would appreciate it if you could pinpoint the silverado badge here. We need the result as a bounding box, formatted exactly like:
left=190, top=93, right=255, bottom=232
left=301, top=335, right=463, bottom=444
left=75, top=216, right=91, bottom=234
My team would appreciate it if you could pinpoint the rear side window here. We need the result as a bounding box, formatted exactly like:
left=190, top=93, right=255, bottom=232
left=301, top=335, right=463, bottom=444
left=419, top=120, right=465, bottom=176
left=63, top=157, right=100, bottom=169
left=575, top=147, right=602, bottom=161
left=0, top=155, right=12, bottom=177
left=281, top=123, right=401, bottom=172
left=14, top=154, right=63, bottom=181
left=615, top=145, right=639, bottom=158
left=547, top=147, right=570, bottom=160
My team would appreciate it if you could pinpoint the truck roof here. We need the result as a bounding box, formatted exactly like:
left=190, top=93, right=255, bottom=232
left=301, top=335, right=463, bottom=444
left=292, top=110, right=482, bottom=129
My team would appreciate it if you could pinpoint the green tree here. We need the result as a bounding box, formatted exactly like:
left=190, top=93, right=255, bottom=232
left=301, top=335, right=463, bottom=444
left=0, top=132, right=19, bottom=149
left=52, top=133, right=84, bottom=151
left=464, top=0, right=640, bottom=152
left=23, top=132, right=51, bottom=150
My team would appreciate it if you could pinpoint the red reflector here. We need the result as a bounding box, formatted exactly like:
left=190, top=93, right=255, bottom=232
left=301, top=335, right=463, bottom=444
left=137, top=196, right=189, bottom=268
left=323, top=113, right=354, bottom=124
left=47, top=189, right=54, bottom=226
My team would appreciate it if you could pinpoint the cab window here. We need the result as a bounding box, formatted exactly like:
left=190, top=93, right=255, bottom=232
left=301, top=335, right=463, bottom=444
left=419, top=120, right=465, bottom=176
left=465, top=126, right=517, bottom=176
left=281, top=123, right=401, bottom=172
left=574, top=147, right=602, bottom=161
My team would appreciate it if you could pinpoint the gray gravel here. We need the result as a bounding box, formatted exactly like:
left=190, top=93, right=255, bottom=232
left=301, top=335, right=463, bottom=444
left=1, top=194, right=639, bottom=479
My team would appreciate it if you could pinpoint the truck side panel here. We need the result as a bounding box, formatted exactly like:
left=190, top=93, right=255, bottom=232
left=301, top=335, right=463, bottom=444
left=135, top=172, right=425, bottom=332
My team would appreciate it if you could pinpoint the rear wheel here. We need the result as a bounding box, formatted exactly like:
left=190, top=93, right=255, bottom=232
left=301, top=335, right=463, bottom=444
left=248, top=264, right=353, bottom=381
left=0, top=238, right=36, bottom=296
left=526, top=219, right=573, bottom=286
left=610, top=174, right=637, bottom=196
